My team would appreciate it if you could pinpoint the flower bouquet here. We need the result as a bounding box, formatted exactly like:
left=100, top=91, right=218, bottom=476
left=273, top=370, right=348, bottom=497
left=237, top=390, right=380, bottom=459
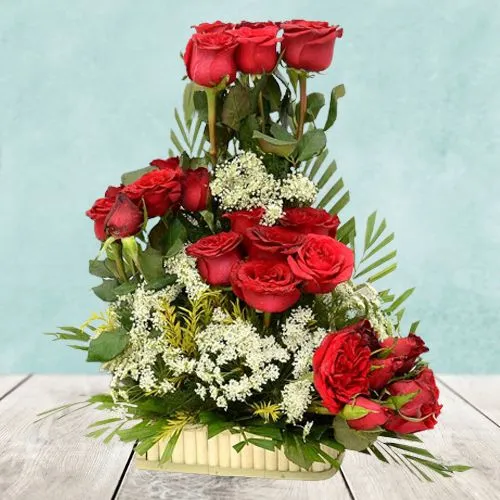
left=47, top=19, right=470, bottom=480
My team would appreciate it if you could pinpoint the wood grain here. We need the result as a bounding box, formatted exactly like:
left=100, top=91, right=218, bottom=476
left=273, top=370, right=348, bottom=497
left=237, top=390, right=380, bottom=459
left=340, top=381, right=500, bottom=500
left=0, top=375, right=29, bottom=399
left=116, top=467, right=353, bottom=500
left=439, top=375, right=500, bottom=427
left=0, top=375, right=134, bottom=500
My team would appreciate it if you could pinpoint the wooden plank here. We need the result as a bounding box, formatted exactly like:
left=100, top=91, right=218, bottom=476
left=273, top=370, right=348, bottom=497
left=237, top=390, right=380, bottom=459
left=340, top=381, right=500, bottom=499
left=0, top=375, right=29, bottom=399
left=439, top=375, right=500, bottom=427
left=117, top=464, right=353, bottom=499
left=0, top=374, right=134, bottom=500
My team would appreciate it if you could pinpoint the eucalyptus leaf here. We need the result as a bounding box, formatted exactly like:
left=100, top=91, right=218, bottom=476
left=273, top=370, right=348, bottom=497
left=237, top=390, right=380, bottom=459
left=92, top=279, right=119, bottom=302
left=87, top=327, right=129, bottom=362
left=253, top=130, right=296, bottom=157
left=89, top=259, right=116, bottom=279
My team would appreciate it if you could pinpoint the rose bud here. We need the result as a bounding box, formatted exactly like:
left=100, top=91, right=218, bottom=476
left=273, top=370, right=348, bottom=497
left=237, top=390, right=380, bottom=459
left=230, top=260, right=301, bottom=313
left=246, top=226, right=305, bottom=261
left=194, top=20, right=235, bottom=34
left=385, top=368, right=442, bottom=434
left=345, top=397, right=391, bottom=431
left=280, top=20, right=343, bottom=72
left=86, top=197, right=116, bottom=241
left=368, top=357, right=403, bottom=392
left=313, top=328, right=371, bottom=413
left=186, top=232, right=242, bottom=286
left=280, top=207, right=340, bottom=238
left=234, top=25, right=281, bottom=74
left=184, top=32, right=238, bottom=87
left=181, top=167, right=210, bottom=212
left=150, top=157, right=180, bottom=170
left=287, top=234, right=354, bottom=293
left=223, top=208, right=265, bottom=235
left=104, top=185, right=123, bottom=198
left=123, top=167, right=182, bottom=218
left=381, top=334, right=429, bottom=374
left=103, top=193, right=144, bottom=239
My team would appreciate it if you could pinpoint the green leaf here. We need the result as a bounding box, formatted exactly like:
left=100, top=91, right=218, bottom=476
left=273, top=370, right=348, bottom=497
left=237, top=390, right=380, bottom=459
left=113, top=281, right=138, bottom=296
left=386, top=288, right=415, bottom=314
left=340, top=405, right=371, bottom=420
left=87, top=327, right=129, bottom=362
left=160, top=430, right=182, bottom=464
left=369, top=444, right=389, bottom=463
left=207, top=421, right=234, bottom=439
left=270, top=123, right=295, bottom=142
left=138, top=246, right=165, bottom=282
left=182, top=82, right=196, bottom=130
left=295, top=129, right=327, bottom=162
left=333, top=416, right=381, bottom=452
left=170, top=129, right=184, bottom=155
left=305, top=149, right=328, bottom=179
left=248, top=438, right=276, bottom=452
left=222, top=84, right=251, bottom=130
left=92, top=279, right=119, bottom=302
left=364, top=212, right=377, bottom=251
left=263, top=75, right=282, bottom=112
left=387, top=443, right=436, bottom=459
left=121, top=166, right=155, bottom=186
left=409, top=320, right=420, bottom=333
left=253, top=130, right=297, bottom=157
left=193, top=91, right=208, bottom=121
left=89, top=259, right=116, bottom=279
left=324, top=84, right=345, bottom=131
left=283, top=433, right=322, bottom=470
left=367, top=263, right=398, bottom=283
left=88, top=417, right=122, bottom=428
left=448, top=464, right=472, bottom=472
left=246, top=425, right=283, bottom=441
left=315, top=159, right=337, bottom=190
left=145, top=274, right=177, bottom=291
left=304, top=92, right=325, bottom=122
left=336, top=217, right=356, bottom=245
left=233, top=441, right=247, bottom=453
left=362, top=233, right=395, bottom=261
left=355, top=250, right=397, bottom=279
left=328, top=191, right=351, bottom=217
left=317, top=179, right=344, bottom=210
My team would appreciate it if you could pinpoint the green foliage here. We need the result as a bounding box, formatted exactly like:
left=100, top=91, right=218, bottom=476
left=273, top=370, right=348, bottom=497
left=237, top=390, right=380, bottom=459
left=333, top=416, right=381, bottom=451
left=45, top=326, right=90, bottom=351
left=87, top=327, right=129, bottom=362
left=253, top=130, right=296, bottom=157
left=222, top=83, right=251, bottom=130
left=295, top=129, right=327, bottom=162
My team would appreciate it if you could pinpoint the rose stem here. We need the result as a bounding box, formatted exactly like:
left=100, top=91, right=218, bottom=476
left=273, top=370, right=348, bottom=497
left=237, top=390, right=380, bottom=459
left=206, top=88, right=218, bottom=166
left=115, top=244, right=128, bottom=283
left=296, top=72, right=308, bottom=139
left=263, top=312, right=272, bottom=328
left=258, top=80, right=266, bottom=132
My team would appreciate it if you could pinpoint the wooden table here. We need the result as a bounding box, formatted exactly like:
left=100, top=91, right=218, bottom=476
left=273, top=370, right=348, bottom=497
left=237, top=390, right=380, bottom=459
left=0, top=375, right=499, bottom=500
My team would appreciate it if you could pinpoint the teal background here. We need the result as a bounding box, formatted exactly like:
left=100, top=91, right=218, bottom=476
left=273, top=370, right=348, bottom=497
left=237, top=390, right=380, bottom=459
left=0, top=1, right=498, bottom=374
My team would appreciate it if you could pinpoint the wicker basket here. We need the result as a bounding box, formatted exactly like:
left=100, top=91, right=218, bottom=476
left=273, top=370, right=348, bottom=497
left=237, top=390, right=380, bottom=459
left=136, top=425, right=343, bottom=480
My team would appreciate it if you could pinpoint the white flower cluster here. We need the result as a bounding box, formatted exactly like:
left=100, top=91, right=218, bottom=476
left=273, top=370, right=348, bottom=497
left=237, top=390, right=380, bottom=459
left=280, top=380, right=314, bottom=425
left=278, top=307, right=328, bottom=423
left=194, top=310, right=289, bottom=410
left=211, top=152, right=317, bottom=225
left=164, top=247, right=209, bottom=301
left=323, top=281, right=394, bottom=340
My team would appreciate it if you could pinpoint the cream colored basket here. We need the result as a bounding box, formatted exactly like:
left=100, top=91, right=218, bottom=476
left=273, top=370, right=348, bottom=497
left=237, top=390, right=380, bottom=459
left=136, top=425, right=343, bottom=480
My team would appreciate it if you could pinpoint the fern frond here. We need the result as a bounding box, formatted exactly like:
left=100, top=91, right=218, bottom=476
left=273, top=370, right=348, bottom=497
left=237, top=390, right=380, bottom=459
left=250, top=401, right=282, bottom=423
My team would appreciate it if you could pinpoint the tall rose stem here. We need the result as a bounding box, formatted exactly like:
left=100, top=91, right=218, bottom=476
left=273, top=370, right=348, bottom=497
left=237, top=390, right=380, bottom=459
left=206, top=88, right=218, bottom=166
left=258, top=86, right=266, bottom=132
left=263, top=312, right=272, bottom=328
left=115, top=245, right=128, bottom=283
left=296, top=73, right=308, bottom=139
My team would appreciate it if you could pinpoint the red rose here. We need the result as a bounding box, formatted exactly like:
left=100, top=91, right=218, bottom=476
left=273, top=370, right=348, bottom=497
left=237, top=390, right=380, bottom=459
left=246, top=226, right=305, bottom=260
left=313, top=327, right=371, bottom=413
left=234, top=26, right=281, bottom=74
left=280, top=207, right=340, bottom=238
left=368, top=357, right=403, bottom=392
left=287, top=234, right=354, bottom=293
left=123, top=167, right=182, bottom=218
left=194, top=20, right=235, bottom=34
left=230, top=260, right=301, bottom=313
left=236, top=21, right=278, bottom=29
left=345, top=397, right=391, bottom=431
left=381, top=334, right=429, bottom=374
left=223, top=208, right=265, bottom=235
left=86, top=197, right=116, bottom=241
left=184, top=32, right=238, bottom=87
left=104, top=185, right=123, bottom=198
left=186, top=232, right=242, bottom=286
left=181, top=167, right=210, bottom=212
left=104, top=193, right=143, bottom=239
left=150, top=157, right=180, bottom=170
left=385, top=368, right=442, bottom=434
left=280, top=20, right=343, bottom=72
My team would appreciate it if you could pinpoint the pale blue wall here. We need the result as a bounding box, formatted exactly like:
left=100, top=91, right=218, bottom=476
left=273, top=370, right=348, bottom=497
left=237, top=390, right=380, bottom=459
left=1, top=1, right=498, bottom=373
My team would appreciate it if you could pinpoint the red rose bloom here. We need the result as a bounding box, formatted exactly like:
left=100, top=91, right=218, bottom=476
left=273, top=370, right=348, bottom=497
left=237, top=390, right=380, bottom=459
left=313, top=327, right=371, bottom=413
left=346, top=397, right=391, bottom=431
left=287, top=234, right=354, bottom=293
left=123, top=167, right=182, bottom=218
left=280, top=207, right=340, bottom=238
left=381, top=334, right=429, bottom=374
left=236, top=21, right=278, bottom=29
left=246, top=226, right=305, bottom=260
left=234, top=26, right=281, bottom=74
left=184, top=32, right=238, bottom=87
left=181, top=167, right=210, bottom=212
left=281, top=20, right=343, bottom=72
left=86, top=197, right=116, bottom=241
left=385, top=368, right=442, bottom=434
left=230, top=260, right=301, bottom=313
left=186, top=232, right=242, bottom=286
left=104, top=185, right=123, bottom=198
left=194, top=20, right=235, bottom=33
left=150, top=157, right=180, bottom=170
left=223, top=208, right=265, bottom=235
left=368, top=357, right=403, bottom=392
left=104, top=193, right=143, bottom=239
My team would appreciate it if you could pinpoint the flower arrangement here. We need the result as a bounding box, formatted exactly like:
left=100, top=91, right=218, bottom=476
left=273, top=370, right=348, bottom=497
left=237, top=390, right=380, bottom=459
left=46, top=19, right=470, bottom=480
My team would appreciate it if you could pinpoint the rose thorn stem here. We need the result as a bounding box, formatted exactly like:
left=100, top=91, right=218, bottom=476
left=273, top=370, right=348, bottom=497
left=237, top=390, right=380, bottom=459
left=206, top=87, right=218, bottom=166
left=296, top=72, right=308, bottom=140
